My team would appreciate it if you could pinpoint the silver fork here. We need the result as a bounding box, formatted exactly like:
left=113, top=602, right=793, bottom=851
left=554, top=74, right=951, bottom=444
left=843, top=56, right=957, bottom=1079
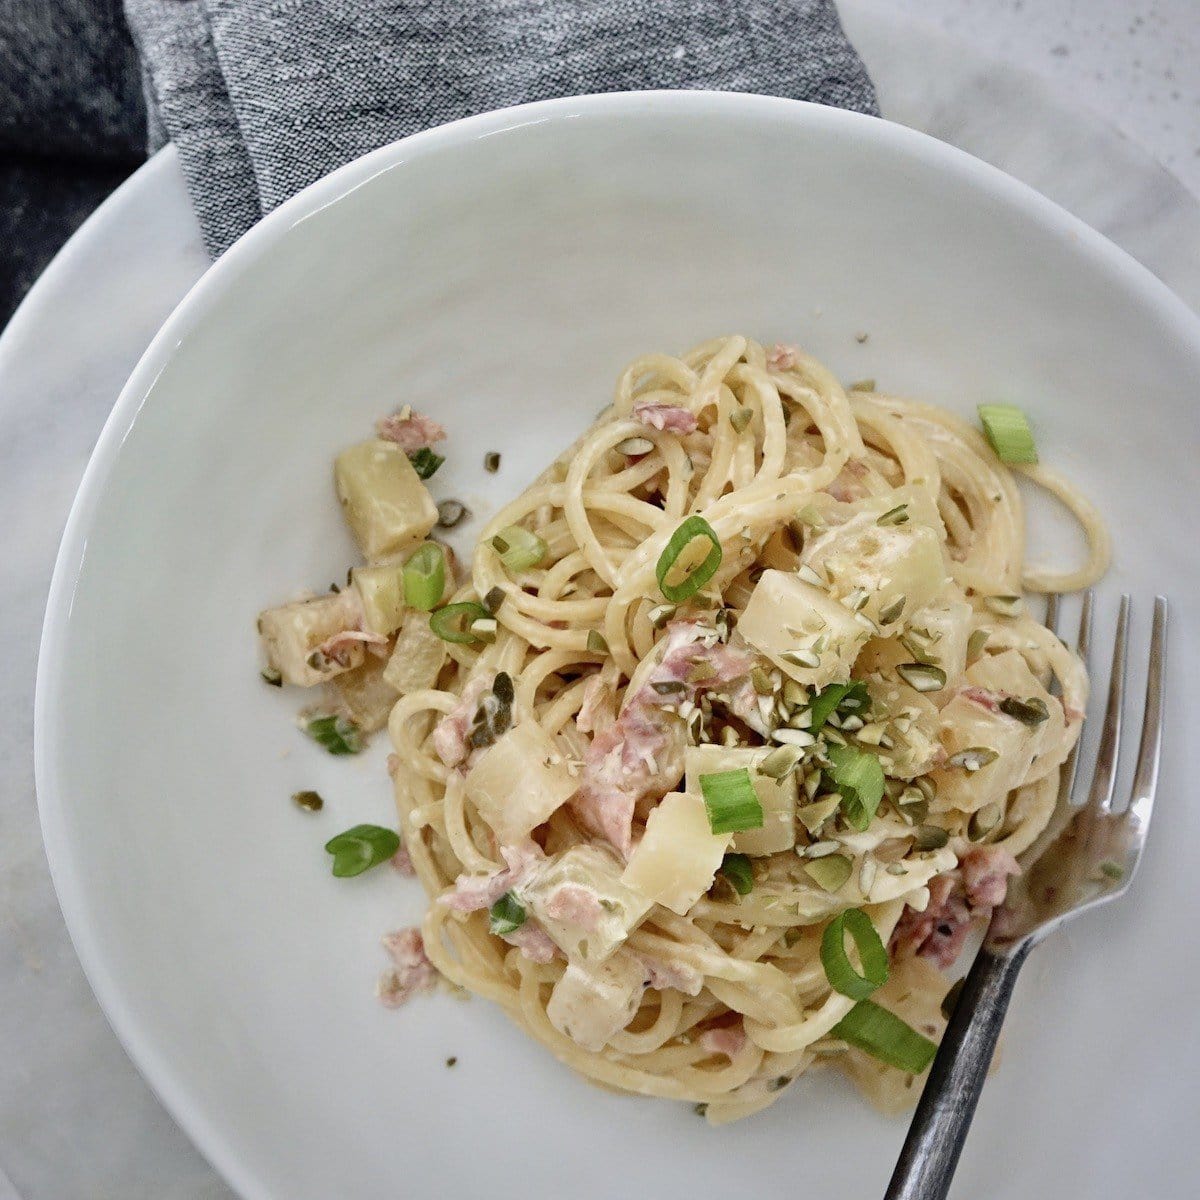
left=885, top=592, right=1167, bottom=1200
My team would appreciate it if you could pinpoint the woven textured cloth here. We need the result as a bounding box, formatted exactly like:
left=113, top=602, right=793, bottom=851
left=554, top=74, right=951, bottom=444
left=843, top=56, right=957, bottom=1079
left=124, top=0, right=877, bottom=257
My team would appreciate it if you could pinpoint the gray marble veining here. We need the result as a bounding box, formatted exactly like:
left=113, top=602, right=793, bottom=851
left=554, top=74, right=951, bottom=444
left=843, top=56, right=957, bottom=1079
left=0, top=7, right=1196, bottom=1197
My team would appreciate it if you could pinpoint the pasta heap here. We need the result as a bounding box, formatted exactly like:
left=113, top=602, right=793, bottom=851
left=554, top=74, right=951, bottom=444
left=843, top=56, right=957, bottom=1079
left=260, top=336, right=1109, bottom=1121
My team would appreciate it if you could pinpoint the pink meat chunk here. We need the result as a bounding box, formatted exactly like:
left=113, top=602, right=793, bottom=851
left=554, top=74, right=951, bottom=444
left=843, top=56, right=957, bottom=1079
left=376, top=409, right=447, bottom=453
left=441, top=842, right=544, bottom=913
left=431, top=677, right=489, bottom=768
left=377, top=927, right=438, bottom=1007
left=699, top=1023, right=746, bottom=1059
left=503, top=921, right=559, bottom=964
left=633, top=401, right=699, bottom=435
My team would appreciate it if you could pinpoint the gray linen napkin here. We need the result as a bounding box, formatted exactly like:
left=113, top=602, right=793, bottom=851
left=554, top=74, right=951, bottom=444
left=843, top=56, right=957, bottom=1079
left=124, top=0, right=878, bottom=258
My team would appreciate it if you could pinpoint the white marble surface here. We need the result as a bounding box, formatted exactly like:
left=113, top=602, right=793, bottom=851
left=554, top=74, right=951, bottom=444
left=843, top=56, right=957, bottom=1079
left=1, top=6, right=1197, bottom=1198
left=878, top=0, right=1200, bottom=194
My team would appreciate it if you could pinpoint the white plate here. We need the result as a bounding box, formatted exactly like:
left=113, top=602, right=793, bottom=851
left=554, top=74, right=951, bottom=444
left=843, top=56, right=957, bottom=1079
left=35, top=91, right=1200, bottom=1199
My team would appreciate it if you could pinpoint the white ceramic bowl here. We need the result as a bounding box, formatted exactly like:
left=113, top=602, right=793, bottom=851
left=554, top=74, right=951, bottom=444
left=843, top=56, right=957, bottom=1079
left=36, top=92, right=1200, bottom=1200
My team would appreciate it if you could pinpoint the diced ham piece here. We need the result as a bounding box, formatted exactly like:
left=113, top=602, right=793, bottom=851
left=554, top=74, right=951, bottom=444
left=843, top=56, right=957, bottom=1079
left=961, top=845, right=1021, bottom=908
left=577, top=671, right=617, bottom=735
left=432, top=676, right=489, bottom=769
left=826, top=458, right=870, bottom=503
left=633, top=401, right=699, bottom=436
left=960, top=686, right=1002, bottom=714
left=377, top=927, right=438, bottom=1007
left=314, top=627, right=389, bottom=667
left=572, top=621, right=753, bottom=857
left=541, top=882, right=604, bottom=932
left=503, top=921, right=559, bottom=964
left=572, top=710, right=680, bottom=858
left=892, top=873, right=973, bottom=969
left=767, top=343, right=798, bottom=370
left=699, top=1022, right=746, bottom=1059
left=390, top=845, right=416, bottom=876
left=376, top=409, right=447, bottom=453
left=441, top=842, right=544, bottom=913
left=892, top=847, right=1022, bottom=969
left=639, top=954, right=705, bottom=996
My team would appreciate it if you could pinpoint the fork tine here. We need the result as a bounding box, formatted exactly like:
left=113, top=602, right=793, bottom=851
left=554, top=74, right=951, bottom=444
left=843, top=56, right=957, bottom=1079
left=1085, top=595, right=1129, bottom=814
left=1045, top=592, right=1060, bottom=636
left=1057, top=589, right=1094, bottom=804
left=1126, top=597, right=1167, bottom=826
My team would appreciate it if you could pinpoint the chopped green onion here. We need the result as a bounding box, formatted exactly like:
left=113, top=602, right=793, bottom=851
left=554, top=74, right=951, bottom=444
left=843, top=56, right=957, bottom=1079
left=489, top=891, right=526, bottom=935
left=586, top=630, right=609, bottom=654
left=827, top=744, right=884, bottom=832
left=292, top=790, right=324, bottom=812
left=430, top=601, right=491, bottom=644
left=978, top=403, right=1038, bottom=465
left=831, top=1000, right=937, bottom=1074
left=821, top=909, right=889, bottom=1000
left=999, top=696, right=1049, bottom=726
left=304, top=714, right=363, bottom=755
left=804, top=854, right=852, bottom=892
left=324, top=824, right=400, bottom=877
left=492, top=525, right=547, bottom=572
left=403, top=542, right=445, bottom=611
left=896, top=662, right=947, bottom=692
left=719, top=853, right=754, bottom=895
left=408, top=447, right=444, bottom=479
left=699, top=768, right=764, bottom=835
left=809, top=680, right=870, bottom=732
left=482, top=585, right=506, bottom=614
left=656, top=516, right=723, bottom=603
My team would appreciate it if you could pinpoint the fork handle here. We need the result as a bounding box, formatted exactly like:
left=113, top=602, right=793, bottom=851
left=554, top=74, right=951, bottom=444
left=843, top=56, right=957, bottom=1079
left=884, top=941, right=1032, bottom=1200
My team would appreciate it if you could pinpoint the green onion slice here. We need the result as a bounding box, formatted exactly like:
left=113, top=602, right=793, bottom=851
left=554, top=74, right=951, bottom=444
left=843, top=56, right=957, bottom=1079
left=403, top=542, right=445, bottom=611
left=978, top=404, right=1038, bottom=465
left=719, top=853, right=754, bottom=895
left=820, top=908, right=889, bottom=1000
left=304, top=714, right=363, bottom=755
left=489, top=891, right=526, bottom=936
left=656, top=516, right=723, bottom=603
left=827, top=743, right=885, bottom=832
left=430, top=601, right=490, bottom=644
left=491, top=525, right=547, bottom=572
left=809, top=680, right=870, bottom=732
left=408, top=447, right=444, bottom=479
left=830, top=1000, right=937, bottom=1074
left=699, top=768, right=764, bottom=835
left=324, top=824, right=400, bottom=877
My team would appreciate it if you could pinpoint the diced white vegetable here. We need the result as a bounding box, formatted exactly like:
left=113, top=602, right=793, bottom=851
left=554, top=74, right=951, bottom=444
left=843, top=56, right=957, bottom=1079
left=862, top=676, right=940, bottom=779
left=334, top=438, right=437, bottom=560
left=965, top=649, right=1064, bottom=776
left=621, top=791, right=731, bottom=915
left=546, top=952, right=646, bottom=1052
left=905, top=593, right=974, bottom=684
left=464, top=722, right=578, bottom=844
left=685, top=746, right=796, bottom=856
left=383, top=611, right=447, bottom=695
left=802, top=513, right=946, bottom=630
left=257, top=590, right=364, bottom=686
left=863, top=484, right=945, bottom=535
left=351, top=564, right=406, bottom=635
left=518, top=846, right=651, bottom=964
left=930, top=694, right=1037, bottom=813
left=328, top=657, right=398, bottom=732
left=737, top=570, right=869, bottom=688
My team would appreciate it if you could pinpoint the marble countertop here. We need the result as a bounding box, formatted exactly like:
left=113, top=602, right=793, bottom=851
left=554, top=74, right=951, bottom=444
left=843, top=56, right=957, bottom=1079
left=880, top=0, right=1200, bottom=195
left=1, top=3, right=1197, bottom=1197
